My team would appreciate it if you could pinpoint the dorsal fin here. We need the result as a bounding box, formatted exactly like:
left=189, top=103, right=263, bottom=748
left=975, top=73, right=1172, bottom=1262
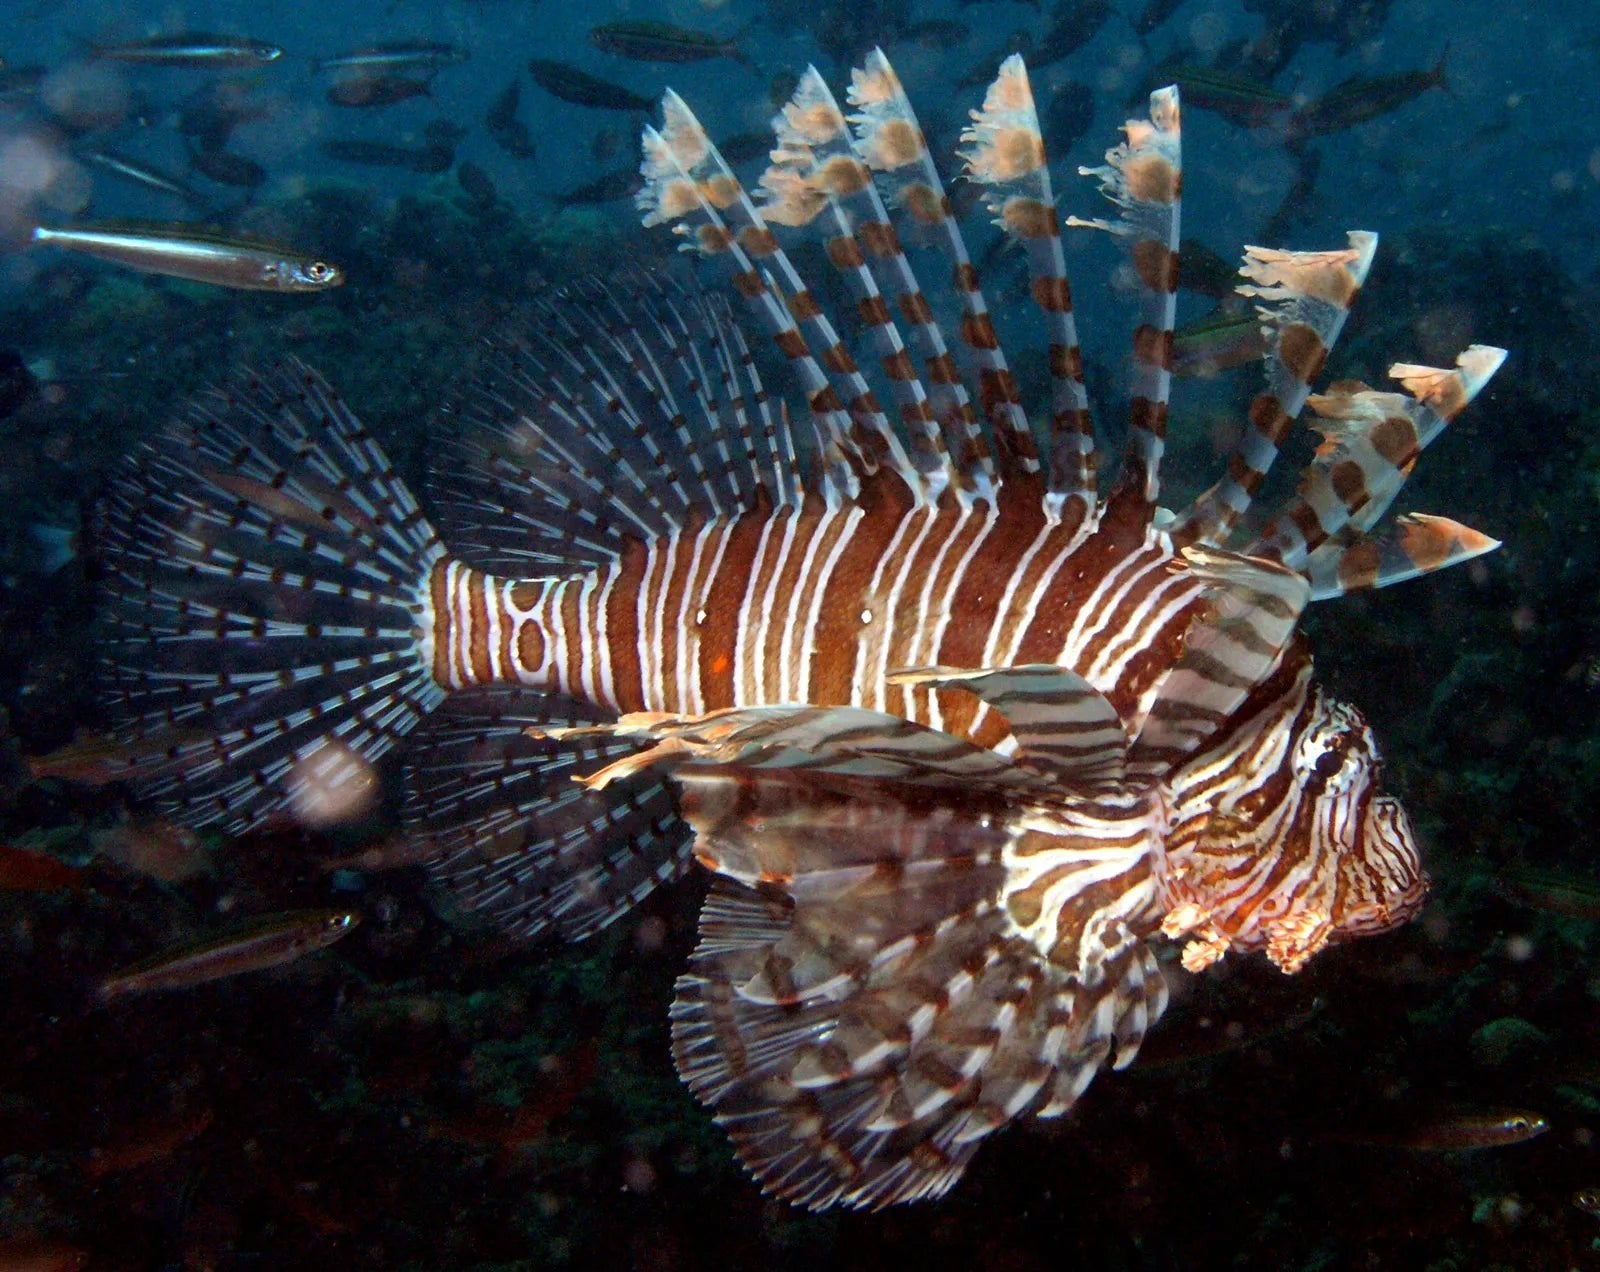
left=961, top=54, right=1096, bottom=515
left=1246, top=344, right=1506, bottom=569
left=639, top=91, right=868, bottom=504
left=1171, top=231, right=1378, bottom=547
left=759, top=66, right=954, bottom=503
left=1303, top=513, right=1500, bottom=600
left=844, top=50, right=1040, bottom=491
left=429, top=284, right=799, bottom=574
left=1066, top=84, right=1183, bottom=520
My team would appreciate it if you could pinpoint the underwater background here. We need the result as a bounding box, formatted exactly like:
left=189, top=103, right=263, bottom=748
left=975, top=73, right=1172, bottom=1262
left=1, top=0, right=1599, bottom=1267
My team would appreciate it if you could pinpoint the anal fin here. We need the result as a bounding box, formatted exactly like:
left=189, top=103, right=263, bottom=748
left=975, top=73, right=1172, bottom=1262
left=404, top=687, right=691, bottom=942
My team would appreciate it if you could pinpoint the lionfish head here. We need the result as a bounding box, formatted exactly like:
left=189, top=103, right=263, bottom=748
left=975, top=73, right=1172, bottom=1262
left=1168, top=682, right=1429, bottom=975
left=1261, top=687, right=1431, bottom=970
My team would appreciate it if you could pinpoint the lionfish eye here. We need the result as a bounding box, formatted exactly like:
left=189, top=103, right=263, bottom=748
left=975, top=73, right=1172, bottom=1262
left=1313, top=748, right=1345, bottom=780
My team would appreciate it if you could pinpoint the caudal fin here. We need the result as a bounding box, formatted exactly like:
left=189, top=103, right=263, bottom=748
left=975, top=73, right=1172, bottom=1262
left=98, top=361, right=447, bottom=834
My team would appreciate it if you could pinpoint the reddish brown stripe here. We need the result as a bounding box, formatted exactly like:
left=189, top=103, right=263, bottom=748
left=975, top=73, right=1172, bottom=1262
left=766, top=508, right=827, bottom=685
left=1050, top=407, right=1094, bottom=449
left=1287, top=501, right=1322, bottom=544
left=977, top=366, right=1019, bottom=406
left=1277, top=322, right=1328, bottom=384
left=1031, top=275, right=1072, bottom=313
left=857, top=294, right=892, bottom=327
left=809, top=385, right=843, bottom=414
left=827, top=235, right=866, bottom=268
left=1227, top=452, right=1255, bottom=487
left=882, top=349, right=916, bottom=381
left=1129, top=397, right=1169, bottom=440
left=810, top=484, right=915, bottom=705
left=428, top=560, right=451, bottom=687
left=559, top=572, right=583, bottom=698
left=1009, top=528, right=1147, bottom=725
left=699, top=513, right=769, bottom=710
left=1337, top=539, right=1382, bottom=590
left=819, top=342, right=855, bottom=373
left=604, top=538, right=648, bottom=711
left=654, top=516, right=703, bottom=711
left=1371, top=415, right=1418, bottom=465
left=517, top=615, right=545, bottom=681
left=774, top=328, right=807, bottom=359
left=746, top=502, right=806, bottom=697
left=899, top=292, right=934, bottom=325
left=737, top=226, right=779, bottom=257
left=1329, top=459, right=1367, bottom=506
left=1132, top=239, right=1178, bottom=292
left=1248, top=394, right=1293, bottom=444
left=859, top=220, right=901, bottom=257
left=1131, top=324, right=1173, bottom=370
left=733, top=270, right=765, bottom=299
left=697, top=225, right=734, bottom=254
left=1049, top=343, right=1084, bottom=380
left=788, top=289, right=823, bottom=321
left=953, top=263, right=979, bottom=292
left=937, top=487, right=1049, bottom=736
left=467, top=570, right=491, bottom=685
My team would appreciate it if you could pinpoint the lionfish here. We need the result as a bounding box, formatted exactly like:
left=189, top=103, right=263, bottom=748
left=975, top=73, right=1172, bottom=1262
left=96, top=51, right=1504, bottom=1208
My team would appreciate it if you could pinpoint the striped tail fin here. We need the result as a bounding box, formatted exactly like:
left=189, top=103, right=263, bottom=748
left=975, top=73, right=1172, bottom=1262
left=99, top=363, right=447, bottom=834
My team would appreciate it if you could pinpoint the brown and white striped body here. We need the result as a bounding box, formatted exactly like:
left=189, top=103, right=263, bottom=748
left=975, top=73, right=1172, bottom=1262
left=425, top=489, right=1204, bottom=748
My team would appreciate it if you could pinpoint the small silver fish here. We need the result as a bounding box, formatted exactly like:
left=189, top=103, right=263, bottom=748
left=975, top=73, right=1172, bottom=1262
left=314, top=41, right=468, bottom=75
left=89, top=33, right=283, bottom=68
left=30, top=224, right=343, bottom=292
left=94, top=910, right=359, bottom=1003
left=83, top=150, right=201, bottom=204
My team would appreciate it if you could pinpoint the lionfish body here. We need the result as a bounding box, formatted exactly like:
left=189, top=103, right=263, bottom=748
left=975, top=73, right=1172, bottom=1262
left=98, top=52, right=1503, bottom=1208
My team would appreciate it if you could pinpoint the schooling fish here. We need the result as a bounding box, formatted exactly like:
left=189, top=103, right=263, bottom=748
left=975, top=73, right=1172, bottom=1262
left=1172, top=305, right=1270, bottom=377
left=325, top=75, right=433, bottom=108
left=94, top=50, right=1503, bottom=1209
left=589, top=19, right=751, bottom=67
left=321, top=138, right=453, bottom=173
left=83, top=150, right=202, bottom=204
left=1319, top=1108, right=1549, bottom=1151
left=527, top=58, right=653, bottom=111
left=1286, top=50, right=1450, bottom=141
left=486, top=80, right=537, bottom=158
left=1173, top=64, right=1293, bottom=128
left=553, top=162, right=639, bottom=204
left=186, top=148, right=266, bottom=188
left=30, top=223, right=342, bottom=291
left=94, top=910, right=359, bottom=1003
left=313, top=41, right=468, bottom=75
left=88, top=33, right=283, bottom=68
